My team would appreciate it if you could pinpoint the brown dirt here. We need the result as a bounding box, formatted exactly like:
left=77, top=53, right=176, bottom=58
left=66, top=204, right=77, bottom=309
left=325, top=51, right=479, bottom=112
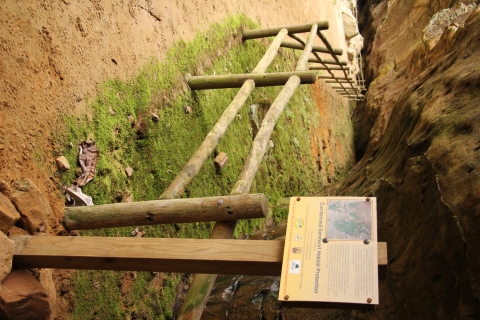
left=0, top=0, right=353, bottom=317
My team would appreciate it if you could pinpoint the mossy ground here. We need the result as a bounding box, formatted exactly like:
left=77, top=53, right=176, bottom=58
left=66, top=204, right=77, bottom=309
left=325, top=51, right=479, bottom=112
left=56, top=14, right=331, bottom=319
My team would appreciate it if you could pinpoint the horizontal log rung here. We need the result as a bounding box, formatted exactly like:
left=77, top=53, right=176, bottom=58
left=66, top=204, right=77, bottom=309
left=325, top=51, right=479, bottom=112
left=187, top=71, right=317, bottom=90
left=242, top=21, right=329, bottom=40
left=308, top=58, right=348, bottom=66
left=64, top=193, right=269, bottom=230
left=280, top=41, right=343, bottom=55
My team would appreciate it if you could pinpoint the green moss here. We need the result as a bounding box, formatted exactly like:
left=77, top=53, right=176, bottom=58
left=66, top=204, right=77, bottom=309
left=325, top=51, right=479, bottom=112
left=60, top=13, right=335, bottom=319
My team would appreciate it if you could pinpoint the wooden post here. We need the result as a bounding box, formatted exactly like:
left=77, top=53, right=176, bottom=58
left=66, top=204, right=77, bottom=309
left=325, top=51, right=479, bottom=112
left=160, top=29, right=288, bottom=200
left=280, top=41, right=343, bottom=55
left=10, top=236, right=388, bottom=278
left=187, top=71, right=317, bottom=90
left=63, top=194, right=269, bottom=230
left=242, top=21, right=328, bottom=40
left=177, top=24, right=320, bottom=320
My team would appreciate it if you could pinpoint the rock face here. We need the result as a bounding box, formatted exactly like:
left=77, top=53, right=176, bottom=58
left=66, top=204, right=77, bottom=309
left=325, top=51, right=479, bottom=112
left=0, top=270, right=52, bottom=320
left=0, top=193, right=20, bottom=233
left=333, top=1, right=480, bottom=318
left=342, top=11, right=359, bottom=39
left=0, top=231, right=14, bottom=293
left=8, top=178, right=53, bottom=234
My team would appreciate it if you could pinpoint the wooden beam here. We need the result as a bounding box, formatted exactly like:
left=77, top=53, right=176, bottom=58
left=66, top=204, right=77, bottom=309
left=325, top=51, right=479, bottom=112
left=64, top=194, right=269, bottom=231
left=242, top=21, right=328, bottom=40
left=10, top=236, right=388, bottom=278
left=280, top=41, right=343, bottom=55
left=187, top=71, right=317, bottom=90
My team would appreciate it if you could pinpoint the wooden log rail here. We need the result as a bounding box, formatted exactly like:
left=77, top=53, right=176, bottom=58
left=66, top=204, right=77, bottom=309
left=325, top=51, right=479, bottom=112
left=310, top=65, right=350, bottom=71
left=10, top=236, right=388, bottom=278
left=308, top=57, right=348, bottom=66
left=63, top=194, right=269, bottom=230
left=242, top=21, right=329, bottom=40
left=280, top=41, right=343, bottom=55
left=187, top=71, right=317, bottom=90
left=160, top=29, right=289, bottom=200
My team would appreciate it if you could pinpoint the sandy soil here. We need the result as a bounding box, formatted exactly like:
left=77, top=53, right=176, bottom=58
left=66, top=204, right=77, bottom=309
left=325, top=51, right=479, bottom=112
left=0, top=0, right=353, bottom=317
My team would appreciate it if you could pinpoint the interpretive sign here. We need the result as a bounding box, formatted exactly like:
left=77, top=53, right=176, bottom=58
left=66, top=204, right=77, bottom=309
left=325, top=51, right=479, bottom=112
left=279, top=197, right=378, bottom=309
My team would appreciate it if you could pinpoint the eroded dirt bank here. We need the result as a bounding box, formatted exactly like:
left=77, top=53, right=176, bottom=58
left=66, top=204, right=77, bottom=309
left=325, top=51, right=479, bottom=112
left=0, top=0, right=352, bottom=318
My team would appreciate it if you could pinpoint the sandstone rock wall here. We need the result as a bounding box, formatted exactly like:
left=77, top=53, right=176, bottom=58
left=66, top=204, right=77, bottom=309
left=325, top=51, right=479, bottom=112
left=333, top=0, right=480, bottom=318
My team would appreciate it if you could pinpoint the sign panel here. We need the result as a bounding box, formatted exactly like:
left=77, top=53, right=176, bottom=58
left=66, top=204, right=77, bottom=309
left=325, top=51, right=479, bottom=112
left=279, top=197, right=378, bottom=307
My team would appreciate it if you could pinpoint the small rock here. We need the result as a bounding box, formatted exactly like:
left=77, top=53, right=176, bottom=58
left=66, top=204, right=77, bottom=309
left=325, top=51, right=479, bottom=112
left=0, top=193, right=20, bottom=233
left=268, top=140, right=274, bottom=149
left=123, top=188, right=133, bottom=203
left=0, top=144, right=4, bottom=150
left=115, top=190, right=123, bottom=202
left=184, top=106, right=192, bottom=114
left=9, top=178, right=52, bottom=234
left=7, top=226, right=29, bottom=236
left=55, top=156, right=70, bottom=171
left=127, top=115, right=135, bottom=125
left=68, top=142, right=74, bottom=148
left=151, top=113, right=160, bottom=122
left=109, top=107, right=115, bottom=115
left=75, top=167, right=83, bottom=178
left=0, top=269, right=52, bottom=320
left=125, top=167, right=134, bottom=177
left=342, top=11, right=359, bottom=39
left=60, top=279, right=70, bottom=294
left=236, top=114, right=242, bottom=120
left=347, top=48, right=356, bottom=62
left=0, top=180, right=10, bottom=195
left=0, top=231, right=14, bottom=292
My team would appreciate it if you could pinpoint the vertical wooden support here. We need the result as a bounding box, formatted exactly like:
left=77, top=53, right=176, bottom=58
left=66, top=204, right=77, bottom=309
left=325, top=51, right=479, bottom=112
left=177, top=24, right=319, bottom=320
left=160, top=29, right=288, bottom=200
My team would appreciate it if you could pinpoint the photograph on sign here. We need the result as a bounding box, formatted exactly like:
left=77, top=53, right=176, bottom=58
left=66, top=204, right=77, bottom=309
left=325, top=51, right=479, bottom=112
left=279, top=197, right=379, bottom=308
left=326, top=200, right=372, bottom=240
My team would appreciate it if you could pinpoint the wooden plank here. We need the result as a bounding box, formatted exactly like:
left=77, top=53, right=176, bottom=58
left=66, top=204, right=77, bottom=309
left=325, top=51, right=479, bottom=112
left=64, top=194, right=269, bottom=231
left=242, top=21, right=328, bottom=40
left=281, top=41, right=343, bottom=55
left=187, top=71, right=317, bottom=90
left=10, top=237, right=284, bottom=276
left=10, top=236, right=387, bottom=278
